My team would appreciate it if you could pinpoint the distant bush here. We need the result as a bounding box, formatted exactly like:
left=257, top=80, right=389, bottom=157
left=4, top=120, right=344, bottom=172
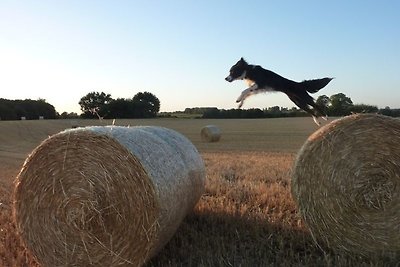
left=0, top=98, right=57, bottom=120
left=59, top=112, right=80, bottom=119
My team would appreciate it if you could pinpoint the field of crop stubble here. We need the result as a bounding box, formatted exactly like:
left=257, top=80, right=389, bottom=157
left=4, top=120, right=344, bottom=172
left=0, top=118, right=397, bottom=266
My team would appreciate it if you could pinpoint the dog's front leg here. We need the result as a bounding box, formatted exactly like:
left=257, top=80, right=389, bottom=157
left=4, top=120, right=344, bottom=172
left=236, top=84, right=258, bottom=108
left=236, top=88, right=250, bottom=108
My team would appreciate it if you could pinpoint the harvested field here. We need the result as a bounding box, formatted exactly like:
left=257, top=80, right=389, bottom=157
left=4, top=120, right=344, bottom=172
left=0, top=117, right=398, bottom=266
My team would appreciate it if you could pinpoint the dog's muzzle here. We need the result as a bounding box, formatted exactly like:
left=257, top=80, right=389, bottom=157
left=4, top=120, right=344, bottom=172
left=225, top=76, right=233, bottom=82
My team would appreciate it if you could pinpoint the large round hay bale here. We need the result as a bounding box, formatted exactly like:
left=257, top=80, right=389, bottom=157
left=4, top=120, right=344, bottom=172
left=14, top=126, right=205, bottom=266
left=201, top=125, right=221, bottom=142
left=292, top=114, right=400, bottom=257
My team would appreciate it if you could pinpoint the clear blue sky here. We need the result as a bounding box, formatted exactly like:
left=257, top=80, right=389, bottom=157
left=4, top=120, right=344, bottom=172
left=1, top=1, right=399, bottom=113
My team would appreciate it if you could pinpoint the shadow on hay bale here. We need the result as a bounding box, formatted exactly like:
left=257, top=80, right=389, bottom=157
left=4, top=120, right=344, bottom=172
left=13, top=126, right=205, bottom=266
left=201, top=125, right=221, bottom=142
left=292, top=114, right=400, bottom=257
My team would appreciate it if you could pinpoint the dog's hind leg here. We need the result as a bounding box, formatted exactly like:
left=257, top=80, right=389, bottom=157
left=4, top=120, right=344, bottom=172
left=236, top=84, right=258, bottom=108
left=288, top=94, right=322, bottom=126
left=312, top=116, right=321, bottom=126
left=309, top=101, right=328, bottom=121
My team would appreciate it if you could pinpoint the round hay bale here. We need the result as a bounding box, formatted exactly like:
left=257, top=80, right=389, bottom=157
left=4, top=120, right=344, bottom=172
left=292, top=114, right=400, bottom=257
left=201, top=125, right=221, bottom=142
left=14, top=126, right=205, bottom=266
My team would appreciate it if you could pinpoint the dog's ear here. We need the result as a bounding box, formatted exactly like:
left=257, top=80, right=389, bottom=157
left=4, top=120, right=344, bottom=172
left=240, top=57, right=248, bottom=64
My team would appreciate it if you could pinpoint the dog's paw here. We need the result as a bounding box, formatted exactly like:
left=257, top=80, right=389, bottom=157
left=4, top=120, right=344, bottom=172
left=312, top=116, right=321, bottom=126
left=236, top=94, right=246, bottom=102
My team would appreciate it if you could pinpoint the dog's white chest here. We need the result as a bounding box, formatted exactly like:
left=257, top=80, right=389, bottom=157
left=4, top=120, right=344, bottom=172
left=244, top=81, right=274, bottom=92
left=244, top=78, right=255, bottom=87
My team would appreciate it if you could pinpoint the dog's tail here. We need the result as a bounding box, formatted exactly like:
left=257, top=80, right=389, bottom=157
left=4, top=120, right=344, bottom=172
left=300, top=77, right=334, bottom=93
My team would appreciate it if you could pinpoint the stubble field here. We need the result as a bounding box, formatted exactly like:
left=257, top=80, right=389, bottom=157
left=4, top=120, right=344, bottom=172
left=0, top=117, right=396, bottom=266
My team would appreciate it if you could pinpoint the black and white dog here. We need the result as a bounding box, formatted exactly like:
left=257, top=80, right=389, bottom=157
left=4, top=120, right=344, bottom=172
left=225, top=58, right=333, bottom=125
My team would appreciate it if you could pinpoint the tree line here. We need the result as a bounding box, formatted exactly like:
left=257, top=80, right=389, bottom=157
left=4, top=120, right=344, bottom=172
left=199, top=93, right=400, bottom=119
left=1, top=91, right=399, bottom=120
left=0, top=91, right=160, bottom=120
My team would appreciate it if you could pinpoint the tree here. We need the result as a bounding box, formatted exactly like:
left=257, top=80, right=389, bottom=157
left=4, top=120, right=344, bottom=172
left=78, top=91, right=161, bottom=119
left=329, top=93, right=353, bottom=116
left=79, top=92, right=112, bottom=118
left=0, top=98, right=57, bottom=120
left=106, top=98, right=136, bottom=118
left=132, top=91, right=160, bottom=118
left=27, top=99, right=57, bottom=119
left=380, top=106, right=392, bottom=116
left=0, top=99, right=17, bottom=120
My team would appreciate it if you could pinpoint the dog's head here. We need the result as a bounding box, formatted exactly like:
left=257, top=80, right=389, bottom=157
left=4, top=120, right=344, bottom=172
left=225, top=57, right=248, bottom=82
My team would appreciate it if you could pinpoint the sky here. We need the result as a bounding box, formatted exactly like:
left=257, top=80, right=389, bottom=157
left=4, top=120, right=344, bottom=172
left=1, top=1, right=399, bottom=114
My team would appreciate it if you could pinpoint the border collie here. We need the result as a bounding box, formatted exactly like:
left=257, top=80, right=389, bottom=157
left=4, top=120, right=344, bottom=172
left=225, top=58, right=333, bottom=125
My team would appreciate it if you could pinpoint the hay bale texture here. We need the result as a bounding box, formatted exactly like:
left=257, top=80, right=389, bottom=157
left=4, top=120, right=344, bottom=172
left=14, top=126, right=205, bottom=266
left=292, top=114, right=400, bottom=257
left=201, top=125, right=221, bottom=142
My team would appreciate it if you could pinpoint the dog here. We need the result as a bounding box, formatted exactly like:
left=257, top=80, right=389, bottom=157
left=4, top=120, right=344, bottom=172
left=225, top=58, right=333, bottom=125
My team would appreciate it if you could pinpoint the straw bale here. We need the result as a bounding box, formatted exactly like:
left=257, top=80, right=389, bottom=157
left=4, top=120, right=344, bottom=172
left=201, top=125, right=221, bottom=142
left=292, top=114, right=400, bottom=257
left=13, top=126, right=205, bottom=266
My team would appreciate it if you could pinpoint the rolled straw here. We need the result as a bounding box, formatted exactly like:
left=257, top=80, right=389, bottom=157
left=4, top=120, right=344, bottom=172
left=200, top=125, right=221, bottom=142
left=14, top=126, right=205, bottom=266
left=292, top=114, right=400, bottom=256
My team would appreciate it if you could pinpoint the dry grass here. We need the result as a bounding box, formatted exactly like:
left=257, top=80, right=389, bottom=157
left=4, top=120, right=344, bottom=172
left=0, top=181, right=39, bottom=266
left=0, top=118, right=399, bottom=266
left=147, top=152, right=398, bottom=266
